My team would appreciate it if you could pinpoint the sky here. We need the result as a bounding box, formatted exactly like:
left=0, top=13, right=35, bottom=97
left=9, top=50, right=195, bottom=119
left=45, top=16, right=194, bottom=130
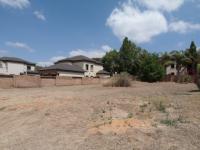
left=0, top=0, right=200, bottom=66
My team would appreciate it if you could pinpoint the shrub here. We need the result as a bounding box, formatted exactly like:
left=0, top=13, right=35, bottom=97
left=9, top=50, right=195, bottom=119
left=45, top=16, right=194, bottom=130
left=103, top=72, right=131, bottom=87
left=197, top=78, right=200, bottom=90
left=177, top=75, right=192, bottom=83
left=154, top=101, right=166, bottom=113
left=197, top=64, right=200, bottom=89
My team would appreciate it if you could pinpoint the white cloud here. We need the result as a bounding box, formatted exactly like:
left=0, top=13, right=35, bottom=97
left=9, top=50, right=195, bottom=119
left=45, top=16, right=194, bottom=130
left=106, top=0, right=200, bottom=43
left=69, top=45, right=112, bottom=58
left=106, top=2, right=168, bottom=43
left=137, top=0, right=184, bottom=12
left=34, top=11, right=46, bottom=21
left=50, top=56, right=65, bottom=62
left=169, top=20, right=200, bottom=33
left=6, top=41, right=34, bottom=52
left=37, top=56, right=66, bottom=67
left=0, top=0, right=30, bottom=9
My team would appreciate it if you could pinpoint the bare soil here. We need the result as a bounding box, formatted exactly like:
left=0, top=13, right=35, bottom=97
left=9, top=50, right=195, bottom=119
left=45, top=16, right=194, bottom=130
left=0, top=82, right=200, bottom=150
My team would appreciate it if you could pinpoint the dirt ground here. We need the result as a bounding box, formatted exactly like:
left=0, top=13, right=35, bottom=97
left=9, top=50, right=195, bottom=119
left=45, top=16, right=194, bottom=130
left=0, top=82, right=200, bottom=150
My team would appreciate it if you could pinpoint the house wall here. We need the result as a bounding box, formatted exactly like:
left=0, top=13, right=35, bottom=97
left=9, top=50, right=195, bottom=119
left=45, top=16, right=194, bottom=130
left=73, top=62, right=103, bottom=77
left=58, top=71, right=84, bottom=78
left=166, top=62, right=186, bottom=76
left=0, top=61, right=35, bottom=75
left=166, top=65, right=177, bottom=75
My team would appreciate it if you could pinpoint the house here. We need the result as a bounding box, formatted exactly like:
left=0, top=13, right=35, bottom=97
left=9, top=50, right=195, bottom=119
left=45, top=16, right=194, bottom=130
left=0, top=57, right=36, bottom=75
left=165, top=61, right=187, bottom=76
left=39, top=63, right=85, bottom=77
left=40, top=55, right=110, bottom=78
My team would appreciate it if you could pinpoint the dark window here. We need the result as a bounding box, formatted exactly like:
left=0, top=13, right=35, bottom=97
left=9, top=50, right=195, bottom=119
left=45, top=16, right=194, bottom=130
left=85, top=64, right=89, bottom=71
left=0, top=63, right=2, bottom=68
left=27, top=66, right=31, bottom=70
left=171, top=64, right=175, bottom=69
left=91, top=65, right=94, bottom=72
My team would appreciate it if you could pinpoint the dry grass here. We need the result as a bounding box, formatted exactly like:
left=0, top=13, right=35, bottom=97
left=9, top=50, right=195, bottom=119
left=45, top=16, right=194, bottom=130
left=103, top=73, right=132, bottom=87
left=0, top=82, right=199, bottom=150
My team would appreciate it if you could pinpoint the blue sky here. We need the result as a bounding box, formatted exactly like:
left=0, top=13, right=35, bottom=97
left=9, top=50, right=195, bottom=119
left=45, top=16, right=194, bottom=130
left=0, top=0, right=200, bottom=66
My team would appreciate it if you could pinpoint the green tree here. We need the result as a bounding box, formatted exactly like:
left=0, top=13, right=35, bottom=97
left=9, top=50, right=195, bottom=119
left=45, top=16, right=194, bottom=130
left=185, top=41, right=199, bottom=75
left=102, top=50, right=119, bottom=75
left=139, top=53, right=165, bottom=82
left=119, top=37, right=141, bottom=75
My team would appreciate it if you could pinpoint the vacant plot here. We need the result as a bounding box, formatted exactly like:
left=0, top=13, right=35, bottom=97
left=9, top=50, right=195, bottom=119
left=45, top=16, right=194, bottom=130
left=0, top=82, right=200, bottom=150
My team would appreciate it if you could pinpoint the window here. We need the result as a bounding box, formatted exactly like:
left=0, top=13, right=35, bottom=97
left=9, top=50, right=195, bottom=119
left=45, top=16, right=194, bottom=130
left=0, top=63, right=2, bottom=68
left=27, top=66, right=31, bottom=71
left=90, top=65, right=94, bottom=72
left=85, top=64, right=89, bottom=71
left=171, top=64, right=175, bottom=69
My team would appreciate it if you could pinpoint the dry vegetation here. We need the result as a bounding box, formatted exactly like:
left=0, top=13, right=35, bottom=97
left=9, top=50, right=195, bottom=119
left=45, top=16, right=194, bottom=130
left=0, top=82, right=200, bottom=150
left=103, top=73, right=132, bottom=87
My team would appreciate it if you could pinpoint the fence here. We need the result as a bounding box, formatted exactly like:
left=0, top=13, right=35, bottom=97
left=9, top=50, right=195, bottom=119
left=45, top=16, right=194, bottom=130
left=164, top=74, right=197, bottom=83
left=0, top=75, right=108, bottom=89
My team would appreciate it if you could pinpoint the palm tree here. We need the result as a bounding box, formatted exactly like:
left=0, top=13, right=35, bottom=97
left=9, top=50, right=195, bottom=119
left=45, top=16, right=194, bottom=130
left=170, top=50, right=187, bottom=78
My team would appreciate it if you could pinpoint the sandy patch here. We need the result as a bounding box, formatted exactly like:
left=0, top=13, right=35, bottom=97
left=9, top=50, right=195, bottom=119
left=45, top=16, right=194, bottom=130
left=88, top=118, right=151, bottom=135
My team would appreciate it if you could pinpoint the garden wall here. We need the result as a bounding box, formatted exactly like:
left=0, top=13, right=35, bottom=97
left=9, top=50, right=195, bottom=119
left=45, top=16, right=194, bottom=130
left=13, top=75, right=41, bottom=88
left=0, top=75, right=106, bottom=89
left=0, top=76, right=13, bottom=88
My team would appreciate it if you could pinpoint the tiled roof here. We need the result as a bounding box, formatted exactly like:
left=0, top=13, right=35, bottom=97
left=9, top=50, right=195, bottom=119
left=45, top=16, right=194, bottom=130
left=0, top=57, right=35, bottom=65
left=55, top=55, right=102, bottom=65
left=40, top=63, right=85, bottom=73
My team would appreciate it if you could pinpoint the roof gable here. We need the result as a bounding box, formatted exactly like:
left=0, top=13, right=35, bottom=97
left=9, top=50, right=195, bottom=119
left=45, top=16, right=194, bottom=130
left=55, top=55, right=102, bottom=65
left=0, top=57, right=35, bottom=65
left=40, top=63, right=85, bottom=73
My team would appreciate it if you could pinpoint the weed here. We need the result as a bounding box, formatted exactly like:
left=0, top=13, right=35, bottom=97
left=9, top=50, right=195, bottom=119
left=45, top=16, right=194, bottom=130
left=154, top=101, right=166, bottom=113
left=140, top=104, right=148, bottom=112
left=160, top=119, right=177, bottom=127
left=127, top=112, right=133, bottom=118
left=0, top=107, right=6, bottom=111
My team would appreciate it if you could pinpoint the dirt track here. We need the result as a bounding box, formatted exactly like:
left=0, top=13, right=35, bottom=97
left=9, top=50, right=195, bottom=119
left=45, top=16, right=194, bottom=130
left=0, top=82, right=200, bottom=150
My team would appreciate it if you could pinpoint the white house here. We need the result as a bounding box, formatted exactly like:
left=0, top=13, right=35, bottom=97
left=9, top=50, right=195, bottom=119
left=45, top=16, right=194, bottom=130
left=0, top=57, right=36, bottom=75
left=40, top=55, right=110, bottom=78
left=165, top=61, right=186, bottom=76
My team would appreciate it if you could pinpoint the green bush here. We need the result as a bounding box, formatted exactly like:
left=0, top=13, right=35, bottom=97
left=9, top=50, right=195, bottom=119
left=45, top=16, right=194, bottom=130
left=103, top=72, right=131, bottom=87
left=197, top=64, right=200, bottom=89
left=197, top=64, right=200, bottom=75
left=196, top=79, right=200, bottom=90
left=139, top=54, right=165, bottom=82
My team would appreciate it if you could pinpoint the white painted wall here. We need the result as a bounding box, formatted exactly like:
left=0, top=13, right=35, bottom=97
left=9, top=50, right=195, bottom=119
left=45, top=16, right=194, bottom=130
left=166, top=62, right=185, bottom=75
left=58, top=71, right=84, bottom=77
left=0, top=61, right=35, bottom=75
left=73, top=62, right=103, bottom=77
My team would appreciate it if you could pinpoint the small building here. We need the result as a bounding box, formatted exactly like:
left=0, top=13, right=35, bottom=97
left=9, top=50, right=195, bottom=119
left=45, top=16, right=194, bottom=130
left=96, top=70, right=110, bottom=78
left=39, top=63, right=85, bottom=77
left=165, top=61, right=186, bottom=76
left=0, top=57, right=36, bottom=75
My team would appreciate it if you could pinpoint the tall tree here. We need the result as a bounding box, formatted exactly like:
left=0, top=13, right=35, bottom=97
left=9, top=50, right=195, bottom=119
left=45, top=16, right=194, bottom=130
left=102, top=50, right=119, bottom=75
left=185, top=41, right=198, bottom=75
left=139, top=53, right=165, bottom=82
left=119, top=37, right=140, bottom=75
